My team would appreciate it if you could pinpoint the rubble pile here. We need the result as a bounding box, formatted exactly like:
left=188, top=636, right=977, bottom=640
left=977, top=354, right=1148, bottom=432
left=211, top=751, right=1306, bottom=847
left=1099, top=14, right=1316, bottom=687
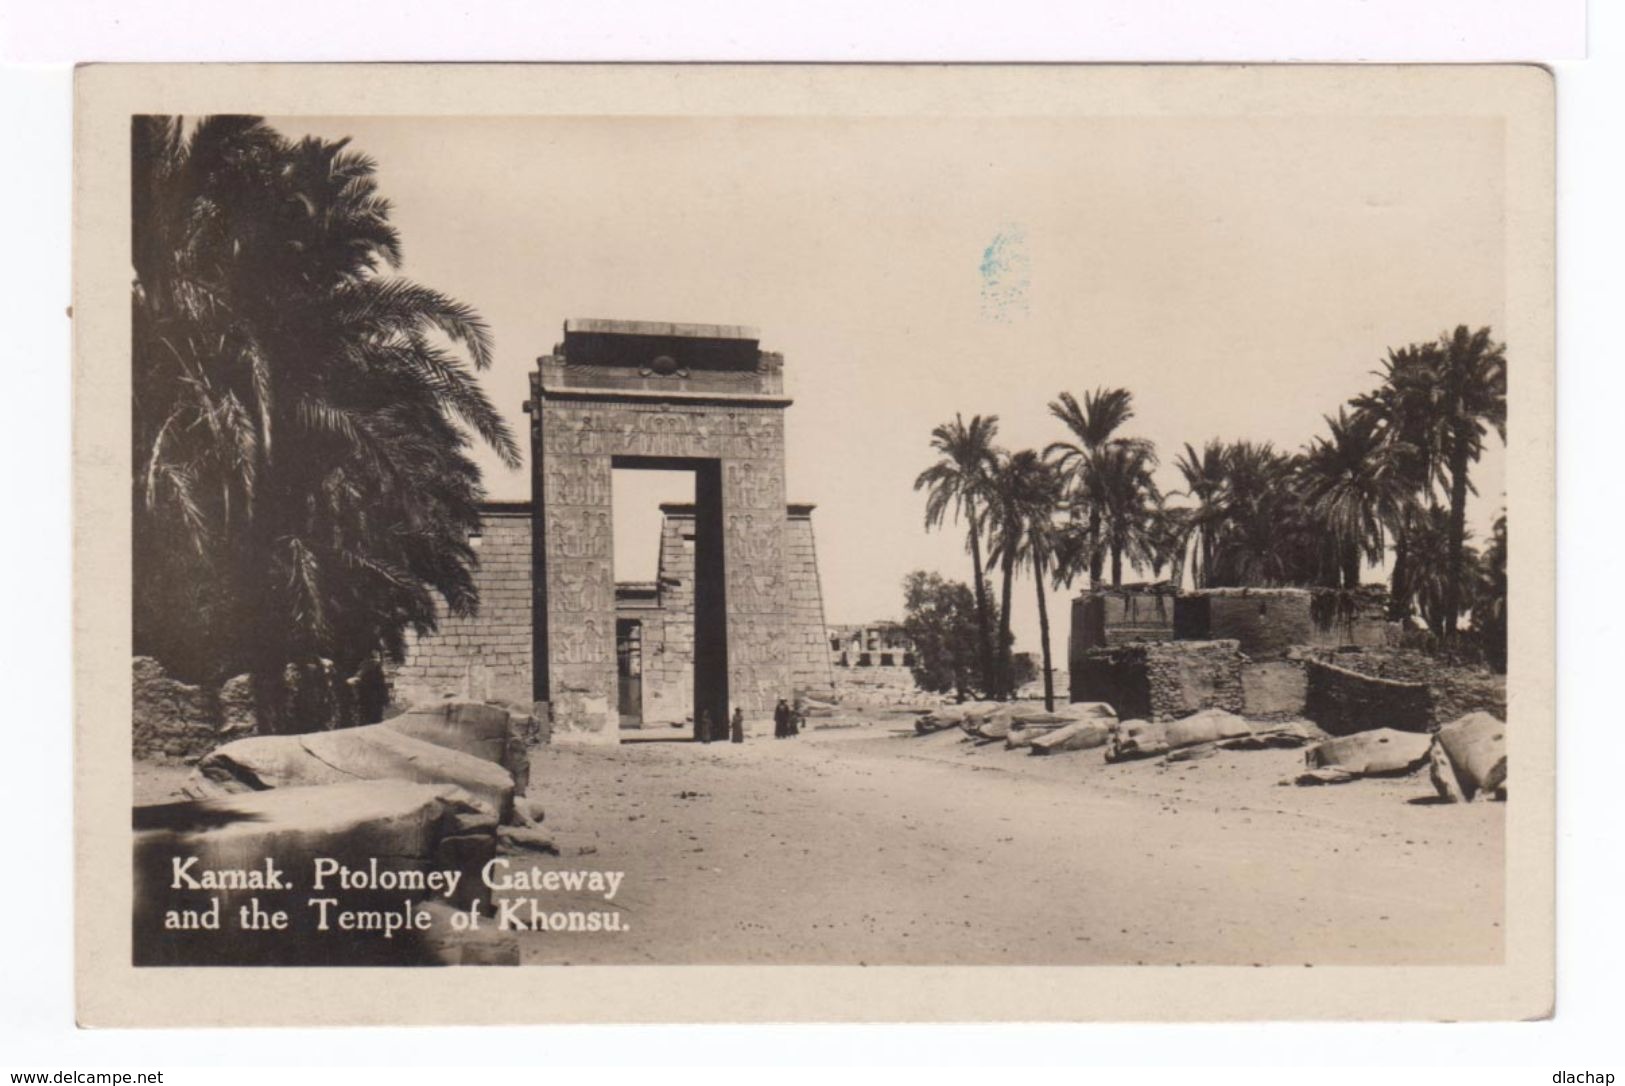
left=133, top=698, right=548, bottom=965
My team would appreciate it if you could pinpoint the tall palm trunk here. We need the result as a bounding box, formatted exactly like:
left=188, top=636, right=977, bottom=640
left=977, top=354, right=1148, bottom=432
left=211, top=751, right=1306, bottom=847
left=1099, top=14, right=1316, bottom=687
left=966, top=501, right=995, bottom=698
left=997, top=552, right=1015, bottom=699
left=1111, top=543, right=1123, bottom=587
left=1342, top=544, right=1361, bottom=589
left=1388, top=524, right=1411, bottom=620
left=1443, top=429, right=1472, bottom=638
left=1032, top=538, right=1055, bottom=712
left=1088, top=507, right=1104, bottom=585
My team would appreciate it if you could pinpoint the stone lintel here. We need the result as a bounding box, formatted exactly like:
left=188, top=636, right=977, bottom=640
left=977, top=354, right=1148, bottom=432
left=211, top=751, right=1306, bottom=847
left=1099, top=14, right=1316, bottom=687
left=659, top=502, right=813, bottom=517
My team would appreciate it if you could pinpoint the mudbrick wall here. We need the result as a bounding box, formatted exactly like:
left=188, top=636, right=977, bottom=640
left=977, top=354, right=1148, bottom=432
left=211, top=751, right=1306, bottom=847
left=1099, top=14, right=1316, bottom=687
left=1240, top=659, right=1309, bottom=719
left=390, top=505, right=534, bottom=708
left=1072, top=640, right=1243, bottom=722
left=1174, top=588, right=1393, bottom=659
left=1299, top=647, right=1507, bottom=727
left=1302, top=658, right=1433, bottom=736
left=1068, top=591, right=1178, bottom=655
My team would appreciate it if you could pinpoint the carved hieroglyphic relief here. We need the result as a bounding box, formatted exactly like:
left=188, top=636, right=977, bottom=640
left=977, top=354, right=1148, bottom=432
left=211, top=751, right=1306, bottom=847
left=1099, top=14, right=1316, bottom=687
left=540, top=398, right=795, bottom=732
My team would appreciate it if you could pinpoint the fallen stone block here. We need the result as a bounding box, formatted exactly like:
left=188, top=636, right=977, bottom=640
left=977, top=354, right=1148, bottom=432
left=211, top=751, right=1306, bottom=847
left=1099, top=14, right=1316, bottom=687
left=946, top=701, right=1002, bottom=734
left=1216, top=720, right=1317, bottom=751
left=133, top=780, right=494, bottom=965
left=1029, top=719, right=1113, bottom=754
left=1106, top=709, right=1257, bottom=762
left=188, top=724, right=515, bottom=822
left=1304, top=727, right=1433, bottom=778
left=1006, top=702, right=1117, bottom=748
left=916, top=700, right=993, bottom=732
left=965, top=704, right=1016, bottom=741
left=385, top=701, right=531, bottom=790
left=1164, top=708, right=1254, bottom=749
left=1105, top=718, right=1166, bottom=762
left=1295, top=766, right=1359, bottom=786
left=1429, top=711, right=1507, bottom=802
left=497, top=825, right=560, bottom=854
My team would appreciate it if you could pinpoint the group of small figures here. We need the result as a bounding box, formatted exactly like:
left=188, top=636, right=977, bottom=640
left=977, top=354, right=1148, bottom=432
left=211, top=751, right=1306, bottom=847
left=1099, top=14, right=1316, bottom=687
left=695, top=699, right=804, bottom=744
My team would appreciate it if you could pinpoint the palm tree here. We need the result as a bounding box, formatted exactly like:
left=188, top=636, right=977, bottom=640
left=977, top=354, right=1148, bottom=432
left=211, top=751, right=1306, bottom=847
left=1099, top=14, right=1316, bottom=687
left=1472, top=512, right=1508, bottom=672
left=1089, top=442, right=1162, bottom=586
left=915, top=413, right=1000, bottom=696
left=1352, top=342, right=1449, bottom=618
left=133, top=115, right=519, bottom=730
left=1170, top=440, right=1229, bottom=589
left=1202, top=441, right=1328, bottom=588
left=1435, top=326, right=1507, bottom=637
left=984, top=450, right=1063, bottom=708
left=1406, top=506, right=1482, bottom=639
left=1045, top=388, right=1153, bottom=586
left=1299, top=407, right=1417, bottom=588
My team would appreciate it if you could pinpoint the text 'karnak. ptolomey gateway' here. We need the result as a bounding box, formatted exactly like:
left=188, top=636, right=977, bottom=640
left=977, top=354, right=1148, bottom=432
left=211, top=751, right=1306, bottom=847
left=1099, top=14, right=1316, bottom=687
left=391, top=320, right=834, bottom=738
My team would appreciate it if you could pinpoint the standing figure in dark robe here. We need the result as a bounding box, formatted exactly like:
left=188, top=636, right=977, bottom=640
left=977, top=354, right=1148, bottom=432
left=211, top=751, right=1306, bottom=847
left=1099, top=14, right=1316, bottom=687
left=773, top=699, right=792, bottom=739
left=697, top=709, right=714, bottom=744
left=730, top=706, right=746, bottom=744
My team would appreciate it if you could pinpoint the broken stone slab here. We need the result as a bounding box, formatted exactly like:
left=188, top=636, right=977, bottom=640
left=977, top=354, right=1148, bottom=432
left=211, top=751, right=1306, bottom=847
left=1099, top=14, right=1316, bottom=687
left=1029, top=718, right=1114, bottom=755
left=1215, top=720, right=1318, bottom=751
left=384, top=701, right=531, bottom=792
left=1295, top=766, right=1358, bottom=786
left=1104, top=718, right=1163, bottom=762
left=1303, top=727, right=1433, bottom=778
left=1165, top=708, right=1254, bottom=748
left=1105, top=709, right=1256, bottom=763
left=133, top=780, right=494, bottom=965
left=1164, top=722, right=1314, bottom=764
left=497, top=825, right=560, bottom=854
left=187, top=724, right=516, bottom=822
left=966, top=704, right=1017, bottom=741
left=1006, top=702, right=1116, bottom=748
left=1429, top=711, right=1507, bottom=802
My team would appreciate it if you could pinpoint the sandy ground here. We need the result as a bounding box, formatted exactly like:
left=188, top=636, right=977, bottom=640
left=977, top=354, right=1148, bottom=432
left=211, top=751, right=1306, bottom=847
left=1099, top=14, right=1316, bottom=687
left=498, top=712, right=1504, bottom=967
left=130, top=711, right=1503, bottom=967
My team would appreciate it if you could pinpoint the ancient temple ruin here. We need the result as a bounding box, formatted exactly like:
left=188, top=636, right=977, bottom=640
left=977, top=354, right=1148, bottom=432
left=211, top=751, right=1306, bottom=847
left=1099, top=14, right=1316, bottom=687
left=391, top=319, right=833, bottom=740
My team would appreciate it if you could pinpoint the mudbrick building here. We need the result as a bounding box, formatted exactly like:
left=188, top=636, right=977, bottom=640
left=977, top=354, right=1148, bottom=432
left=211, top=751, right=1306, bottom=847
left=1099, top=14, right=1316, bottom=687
left=1065, top=583, right=1500, bottom=733
left=390, top=319, right=833, bottom=739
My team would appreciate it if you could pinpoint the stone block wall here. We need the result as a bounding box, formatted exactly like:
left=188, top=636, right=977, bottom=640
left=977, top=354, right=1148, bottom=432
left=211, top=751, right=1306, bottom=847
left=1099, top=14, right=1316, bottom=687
left=641, top=509, right=696, bottom=726
left=1302, top=658, right=1432, bottom=736
left=1072, top=640, right=1243, bottom=722
left=784, top=506, right=836, bottom=700
left=390, top=506, right=533, bottom=708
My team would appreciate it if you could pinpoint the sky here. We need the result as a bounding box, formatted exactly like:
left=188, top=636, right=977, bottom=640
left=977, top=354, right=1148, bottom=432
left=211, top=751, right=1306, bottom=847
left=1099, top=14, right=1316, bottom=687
left=270, top=113, right=1508, bottom=657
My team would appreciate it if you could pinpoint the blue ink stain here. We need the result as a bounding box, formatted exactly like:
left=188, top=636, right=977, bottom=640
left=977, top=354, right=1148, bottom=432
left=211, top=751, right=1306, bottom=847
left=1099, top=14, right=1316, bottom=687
left=980, top=225, right=1030, bottom=323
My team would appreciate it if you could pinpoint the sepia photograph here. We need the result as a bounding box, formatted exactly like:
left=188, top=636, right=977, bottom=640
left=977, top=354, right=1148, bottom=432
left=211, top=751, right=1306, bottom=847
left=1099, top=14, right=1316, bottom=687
left=71, top=63, right=1555, bottom=1023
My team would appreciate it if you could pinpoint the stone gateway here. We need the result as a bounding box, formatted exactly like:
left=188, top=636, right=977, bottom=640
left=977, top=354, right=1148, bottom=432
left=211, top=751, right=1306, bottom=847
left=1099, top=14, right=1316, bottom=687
left=392, top=320, right=832, bottom=740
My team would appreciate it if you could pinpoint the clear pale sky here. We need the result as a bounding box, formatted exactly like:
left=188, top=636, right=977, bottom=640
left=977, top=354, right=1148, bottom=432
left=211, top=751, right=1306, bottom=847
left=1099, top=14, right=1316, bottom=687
left=271, top=113, right=1508, bottom=657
